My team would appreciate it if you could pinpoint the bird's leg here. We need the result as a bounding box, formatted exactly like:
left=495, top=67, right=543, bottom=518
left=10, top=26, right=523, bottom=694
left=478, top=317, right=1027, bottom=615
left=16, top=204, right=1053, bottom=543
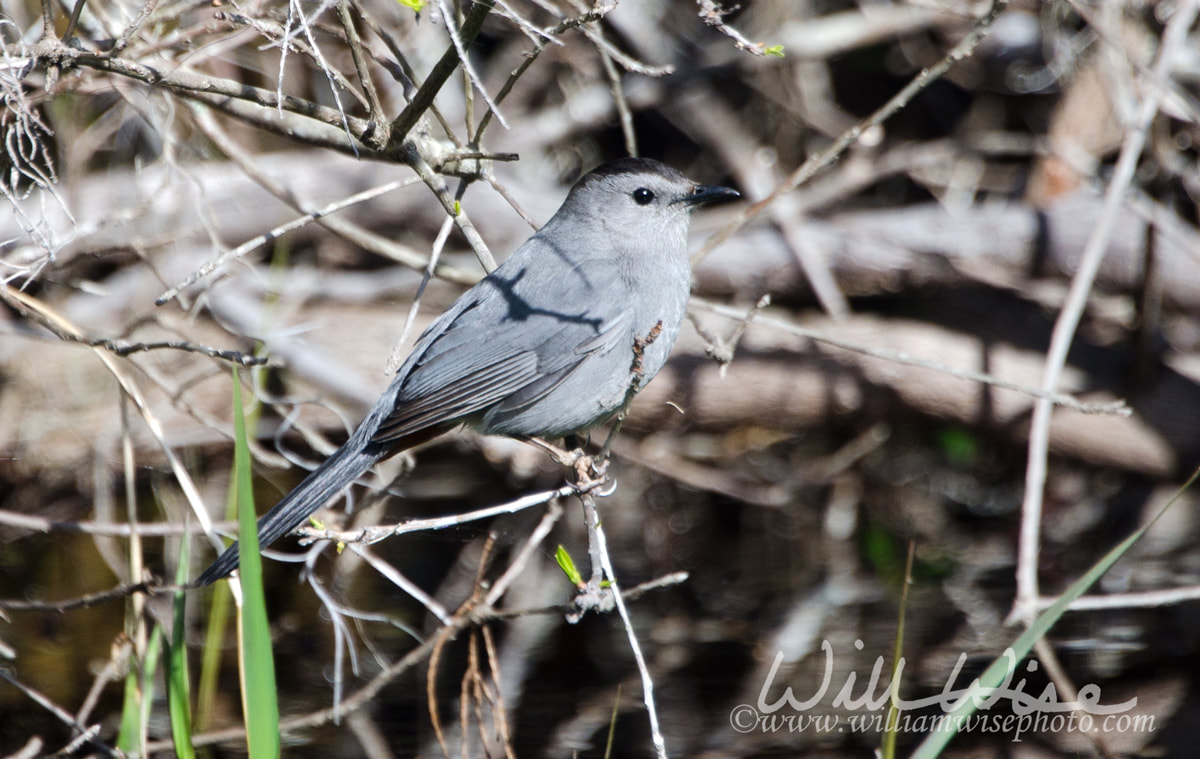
left=522, top=436, right=610, bottom=488
left=520, top=436, right=581, bottom=465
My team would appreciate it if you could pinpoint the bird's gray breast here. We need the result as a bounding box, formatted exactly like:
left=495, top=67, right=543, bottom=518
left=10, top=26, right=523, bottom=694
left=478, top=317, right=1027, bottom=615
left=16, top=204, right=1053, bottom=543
left=473, top=244, right=641, bottom=437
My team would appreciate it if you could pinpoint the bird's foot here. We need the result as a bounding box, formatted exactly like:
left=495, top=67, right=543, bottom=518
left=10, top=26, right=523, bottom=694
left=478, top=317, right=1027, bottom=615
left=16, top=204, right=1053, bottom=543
left=574, top=453, right=608, bottom=487
left=521, top=437, right=611, bottom=489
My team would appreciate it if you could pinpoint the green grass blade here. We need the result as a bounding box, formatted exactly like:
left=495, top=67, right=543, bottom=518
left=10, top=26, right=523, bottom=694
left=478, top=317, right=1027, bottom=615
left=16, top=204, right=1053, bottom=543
left=881, top=542, right=915, bottom=759
left=911, top=468, right=1200, bottom=759
left=116, top=663, right=141, bottom=752
left=142, top=628, right=163, bottom=746
left=167, top=538, right=196, bottom=759
left=118, top=625, right=163, bottom=754
left=196, top=574, right=231, bottom=731
left=232, top=368, right=281, bottom=758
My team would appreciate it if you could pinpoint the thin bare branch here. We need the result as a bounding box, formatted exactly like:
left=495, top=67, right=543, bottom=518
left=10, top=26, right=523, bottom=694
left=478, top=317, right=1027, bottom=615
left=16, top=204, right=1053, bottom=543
left=155, top=176, right=421, bottom=305
left=689, top=298, right=1131, bottom=416
left=297, top=483, right=586, bottom=546
left=188, top=106, right=481, bottom=286
left=433, top=0, right=508, bottom=129
left=0, top=508, right=235, bottom=536
left=1, top=285, right=223, bottom=555
left=337, top=0, right=386, bottom=140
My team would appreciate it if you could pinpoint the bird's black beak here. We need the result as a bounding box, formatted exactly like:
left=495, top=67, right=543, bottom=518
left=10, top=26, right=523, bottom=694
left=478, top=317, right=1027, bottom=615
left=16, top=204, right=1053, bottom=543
left=680, top=184, right=740, bottom=207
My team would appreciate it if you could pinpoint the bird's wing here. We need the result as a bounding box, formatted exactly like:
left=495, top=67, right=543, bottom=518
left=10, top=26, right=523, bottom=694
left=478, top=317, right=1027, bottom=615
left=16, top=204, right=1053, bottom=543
left=369, top=253, right=634, bottom=446
left=483, top=310, right=632, bottom=418
left=370, top=348, right=539, bottom=444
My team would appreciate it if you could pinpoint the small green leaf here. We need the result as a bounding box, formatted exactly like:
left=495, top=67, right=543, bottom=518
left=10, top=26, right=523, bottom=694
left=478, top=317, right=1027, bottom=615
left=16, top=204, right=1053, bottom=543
left=555, top=545, right=583, bottom=587
left=764, top=45, right=785, bottom=58
left=397, top=0, right=425, bottom=12
left=453, top=200, right=462, bottom=216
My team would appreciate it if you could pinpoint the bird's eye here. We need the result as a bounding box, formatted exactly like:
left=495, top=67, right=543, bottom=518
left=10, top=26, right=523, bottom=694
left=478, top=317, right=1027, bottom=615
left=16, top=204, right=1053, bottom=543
left=632, top=187, right=654, bottom=205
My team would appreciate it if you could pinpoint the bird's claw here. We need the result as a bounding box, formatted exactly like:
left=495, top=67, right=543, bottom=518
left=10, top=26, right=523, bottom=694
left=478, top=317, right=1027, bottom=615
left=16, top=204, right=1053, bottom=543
left=574, top=453, right=609, bottom=487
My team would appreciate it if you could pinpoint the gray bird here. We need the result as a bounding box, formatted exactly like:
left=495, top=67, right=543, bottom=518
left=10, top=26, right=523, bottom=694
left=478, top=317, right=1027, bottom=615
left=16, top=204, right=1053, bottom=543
left=195, top=157, right=738, bottom=585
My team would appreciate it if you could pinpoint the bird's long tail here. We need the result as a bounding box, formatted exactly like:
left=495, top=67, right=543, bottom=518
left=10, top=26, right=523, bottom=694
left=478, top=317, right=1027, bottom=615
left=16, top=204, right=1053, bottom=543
left=193, top=441, right=383, bottom=586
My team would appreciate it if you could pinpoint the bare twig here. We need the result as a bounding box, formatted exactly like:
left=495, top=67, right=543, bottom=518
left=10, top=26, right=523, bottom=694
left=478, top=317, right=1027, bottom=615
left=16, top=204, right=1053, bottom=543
left=188, top=106, right=481, bottom=287
left=434, top=0, right=508, bottom=129
left=493, top=0, right=562, bottom=46
left=39, top=0, right=55, bottom=39
left=41, top=40, right=369, bottom=136
left=598, top=44, right=636, bottom=156
left=62, top=0, right=87, bottom=44
left=578, top=27, right=672, bottom=78
left=297, top=483, right=590, bottom=546
left=336, top=0, right=386, bottom=145
left=689, top=298, right=1130, bottom=416
left=112, top=0, right=160, bottom=54
left=688, top=294, right=770, bottom=376
left=1037, top=583, right=1200, bottom=611
left=352, top=544, right=452, bottom=624
left=0, top=580, right=167, bottom=613
left=76, top=636, right=129, bottom=727
left=0, top=668, right=116, bottom=756
left=403, top=145, right=497, bottom=272
left=475, top=1, right=632, bottom=140
left=483, top=498, right=566, bottom=607
left=388, top=0, right=496, bottom=147
left=286, top=0, right=359, bottom=153
left=23, top=326, right=266, bottom=366
left=387, top=212, right=456, bottom=374
left=581, top=491, right=669, bottom=759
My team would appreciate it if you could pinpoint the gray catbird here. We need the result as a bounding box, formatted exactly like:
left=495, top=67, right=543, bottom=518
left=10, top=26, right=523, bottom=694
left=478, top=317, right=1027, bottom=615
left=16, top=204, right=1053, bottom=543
left=195, top=157, right=738, bottom=585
